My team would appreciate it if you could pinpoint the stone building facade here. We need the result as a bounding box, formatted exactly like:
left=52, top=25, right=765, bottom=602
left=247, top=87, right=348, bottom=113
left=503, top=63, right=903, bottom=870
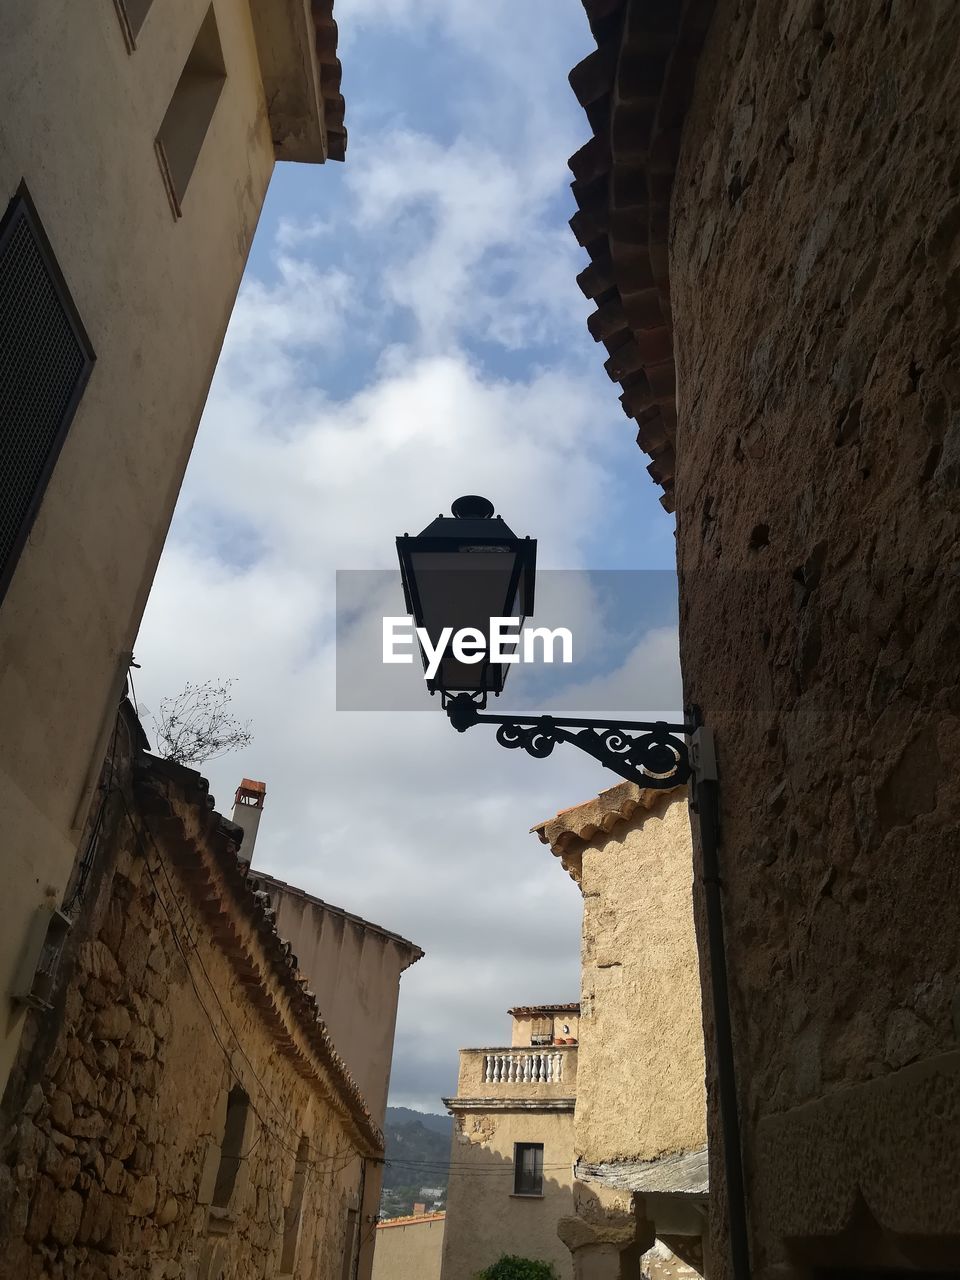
left=249, top=873, right=423, bottom=1280
left=0, top=702, right=384, bottom=1280
left=372, top=1211, right=445, bottom=1280
left=534, top=785, right=707, bottom=1280
left=440, top=1006, right=578, bottom=1280
left=0, top=0, right=345, bottom=1093
left=567, top=0, right=960, bottom=1273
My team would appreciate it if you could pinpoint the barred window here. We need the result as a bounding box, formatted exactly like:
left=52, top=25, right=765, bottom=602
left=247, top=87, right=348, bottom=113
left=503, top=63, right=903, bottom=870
left=0, top=186, right=95, bottom=605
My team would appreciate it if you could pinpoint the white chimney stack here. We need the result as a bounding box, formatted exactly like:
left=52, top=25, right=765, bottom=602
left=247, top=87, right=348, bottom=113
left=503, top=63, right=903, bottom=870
left=232, top=778, right=266, bottom=863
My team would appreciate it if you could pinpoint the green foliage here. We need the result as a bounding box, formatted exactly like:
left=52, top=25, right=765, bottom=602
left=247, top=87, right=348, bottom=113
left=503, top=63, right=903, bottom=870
left=475, top=1256, right=558, bottom=1280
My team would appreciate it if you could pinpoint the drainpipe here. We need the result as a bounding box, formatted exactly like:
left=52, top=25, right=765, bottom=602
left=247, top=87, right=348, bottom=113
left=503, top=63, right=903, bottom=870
left=689, top=715, right=752, bottom=1280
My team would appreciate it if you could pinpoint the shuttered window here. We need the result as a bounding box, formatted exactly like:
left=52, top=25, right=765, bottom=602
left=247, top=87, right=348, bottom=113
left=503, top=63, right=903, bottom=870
left=0, top=186, right=95, bottom=605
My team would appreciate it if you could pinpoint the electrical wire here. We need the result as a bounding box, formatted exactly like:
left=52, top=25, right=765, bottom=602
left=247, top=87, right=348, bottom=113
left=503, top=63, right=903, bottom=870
left=383, top=1155, right=572, bottom=1171
left=119, top=793, right=370, bottom=1181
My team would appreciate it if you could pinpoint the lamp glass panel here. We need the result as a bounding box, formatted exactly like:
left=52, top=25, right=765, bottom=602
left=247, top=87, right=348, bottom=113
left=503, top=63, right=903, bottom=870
left=408, top=549, right=523, bottom=692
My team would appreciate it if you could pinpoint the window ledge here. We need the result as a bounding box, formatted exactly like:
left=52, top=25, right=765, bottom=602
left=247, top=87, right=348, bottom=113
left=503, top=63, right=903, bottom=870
left=207, top=1206, right=235, bottom=1235
left=509, top=1192, right=544, bottom=1200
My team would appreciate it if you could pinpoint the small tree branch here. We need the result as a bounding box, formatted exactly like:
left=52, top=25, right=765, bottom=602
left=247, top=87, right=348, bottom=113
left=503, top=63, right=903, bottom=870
left=151, top=678, right=253, bottom=767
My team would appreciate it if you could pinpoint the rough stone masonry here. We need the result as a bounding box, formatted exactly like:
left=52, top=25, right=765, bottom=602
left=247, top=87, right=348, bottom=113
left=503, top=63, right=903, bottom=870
left=0, top=707, right=381, bottom=1280
left=669, top=0, right=960, bottom=1273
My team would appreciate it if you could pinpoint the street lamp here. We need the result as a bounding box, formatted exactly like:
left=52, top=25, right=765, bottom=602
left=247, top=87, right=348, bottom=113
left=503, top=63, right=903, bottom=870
left=396, top=496, right=698, bottom=790
left=396, top=494, right=536, bottom=699
left=395, top=496, right=751, bottom=1280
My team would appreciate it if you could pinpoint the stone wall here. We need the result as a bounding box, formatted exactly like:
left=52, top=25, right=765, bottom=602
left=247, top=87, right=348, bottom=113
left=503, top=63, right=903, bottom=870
left=670, top=0, right=960, bottom=1272
left=0, top=732, right=379, bottom=1279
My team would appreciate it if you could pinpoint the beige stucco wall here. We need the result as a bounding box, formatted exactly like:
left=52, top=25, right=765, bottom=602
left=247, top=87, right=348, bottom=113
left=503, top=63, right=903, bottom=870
left=576, top=791, right=705, bottom=1163
left=0, top=0, right=306, bottom=1091
left=440, top=1106, right=575, bottom=1280
left=373, top=1215, right=445, bottom=1280
left=257, top=880, right=417, bottom=1126
left=257, top=881, right=421, bottom=1280
left=510, top=1011, right=580, bottom=1047
left=668, top=0, right=960, bottom=1273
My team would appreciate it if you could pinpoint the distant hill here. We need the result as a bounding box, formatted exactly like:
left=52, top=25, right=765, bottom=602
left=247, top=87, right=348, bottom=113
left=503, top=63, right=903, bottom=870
left=380, top=1108, right=452, bottom=1216
left=386, top=1106, right=453, bottom=1138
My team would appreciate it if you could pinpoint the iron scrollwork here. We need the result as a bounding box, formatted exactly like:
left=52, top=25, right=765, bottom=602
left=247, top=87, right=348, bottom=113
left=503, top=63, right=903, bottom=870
left=445, top=695, right=691, bottom=789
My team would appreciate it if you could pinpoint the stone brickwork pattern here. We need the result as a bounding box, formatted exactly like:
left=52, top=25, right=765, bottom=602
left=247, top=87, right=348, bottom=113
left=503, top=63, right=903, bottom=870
left=668, top=0, right=960, bottom=1272
left=0, top=732, right=375, bottom=1280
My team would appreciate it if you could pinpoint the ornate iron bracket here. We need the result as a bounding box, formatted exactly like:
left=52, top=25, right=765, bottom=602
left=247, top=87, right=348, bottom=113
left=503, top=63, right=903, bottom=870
left=444, top=693, right=693, bottom=790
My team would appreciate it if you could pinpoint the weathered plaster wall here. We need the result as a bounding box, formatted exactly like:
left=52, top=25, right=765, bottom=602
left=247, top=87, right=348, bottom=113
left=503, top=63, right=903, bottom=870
left=253, top=879, right=420, bottom=1280
left=0, top=755, right=371, bottom=1279
left=510, top=1011, right=580, bottom=1047
left=372, top=1214, right=445, bottom=1280
left=255, top=879, right=418, bottom=1126
left=0, top=0, right=275, bottom=1090
left=440, top=1108, right=575, bottom=1280
left=670, top=0, right=960, bottom=1271
left=577, top=791, right=705, bottom=1163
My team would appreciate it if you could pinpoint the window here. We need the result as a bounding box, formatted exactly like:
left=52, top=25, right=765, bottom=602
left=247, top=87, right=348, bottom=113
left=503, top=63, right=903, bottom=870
left=155, top=5, right=226, bottom=216
left=279, top=1136, right=309, bottom=1276
left=339, top=1208, right=359, bottom=1280
left=113, top=0, right=154, bottom=49
left=513, top=1143, right=544, bottom=1197
left=0, top=185, right=95, bottom=607
left=211, top=1085, right=250, bottom=1209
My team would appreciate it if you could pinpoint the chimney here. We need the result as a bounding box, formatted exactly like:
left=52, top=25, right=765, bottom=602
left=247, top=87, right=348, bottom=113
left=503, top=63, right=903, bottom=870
left=232, top=779, right=266, bottom=863
left=413, top=1203, right=426, bottom=1217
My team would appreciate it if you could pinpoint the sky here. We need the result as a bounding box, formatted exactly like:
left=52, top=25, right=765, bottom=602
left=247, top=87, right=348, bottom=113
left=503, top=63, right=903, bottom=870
left=133, top=0, right=680, bottom=1113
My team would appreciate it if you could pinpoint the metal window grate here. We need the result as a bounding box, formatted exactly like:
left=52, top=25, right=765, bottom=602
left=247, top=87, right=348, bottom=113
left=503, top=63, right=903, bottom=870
left=0, top=186, right=95, bottom=604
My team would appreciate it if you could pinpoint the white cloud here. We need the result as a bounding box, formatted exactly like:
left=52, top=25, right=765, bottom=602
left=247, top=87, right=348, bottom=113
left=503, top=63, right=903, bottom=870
left=134, top=0, right=674, bottom=1113
left=345, top=129, right=584, bottom=352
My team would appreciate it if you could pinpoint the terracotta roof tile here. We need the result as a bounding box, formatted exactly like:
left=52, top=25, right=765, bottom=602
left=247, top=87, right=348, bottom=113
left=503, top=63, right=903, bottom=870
left=567, top=0, right=716, bottom=511
left=251, top=870, right=424, bottom=971
left=377, top=1212, right=446, bottom=1230
left=532, top=781, right=685, bottom=882
left=135, top=752, right=382, bottom=1156
left=508, top=1003, right=580, bottom=1016
left=312, top=0, right=347, bottom=160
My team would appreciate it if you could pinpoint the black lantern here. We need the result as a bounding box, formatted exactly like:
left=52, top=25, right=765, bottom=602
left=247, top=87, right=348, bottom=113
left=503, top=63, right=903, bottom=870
left=396, top=495, right=537, bottom=699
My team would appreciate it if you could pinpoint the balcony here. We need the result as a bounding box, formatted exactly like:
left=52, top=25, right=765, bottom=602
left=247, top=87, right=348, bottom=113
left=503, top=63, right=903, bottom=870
left=453, top=1046, right=578, bottom=1104
left=484, top=1051, right=566, bottom=1083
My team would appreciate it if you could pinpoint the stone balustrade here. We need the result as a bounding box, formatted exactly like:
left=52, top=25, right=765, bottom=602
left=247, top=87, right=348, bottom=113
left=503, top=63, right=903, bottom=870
left=453, top=1045, right=577, bottom=1100
left=483, top=1051, right=565, bottom=1084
